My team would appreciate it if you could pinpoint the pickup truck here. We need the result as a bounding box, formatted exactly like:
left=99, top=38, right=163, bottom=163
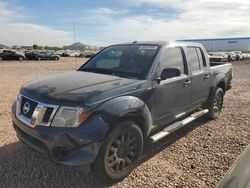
left=12, top=41, right=233, bottom=183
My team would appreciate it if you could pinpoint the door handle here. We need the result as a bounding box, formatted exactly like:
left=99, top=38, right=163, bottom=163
left=184, top=80, right=191, bottom=87
left=204, top=75, right=210, bottom=80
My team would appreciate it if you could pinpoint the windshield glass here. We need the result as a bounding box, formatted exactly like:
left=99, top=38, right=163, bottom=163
left=78, top=45, right=159, bottom=79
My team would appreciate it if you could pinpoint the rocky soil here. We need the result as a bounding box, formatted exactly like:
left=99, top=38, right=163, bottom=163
left=0, top=58, right=249, bottom=188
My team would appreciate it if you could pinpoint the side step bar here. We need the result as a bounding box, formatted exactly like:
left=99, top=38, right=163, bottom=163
left=150, top=109, right=209, bottom=143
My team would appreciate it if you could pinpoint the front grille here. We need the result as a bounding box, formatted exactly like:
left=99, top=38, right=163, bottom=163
left=16, top=94, right=59, bottom=127
left=20, top=96, right=38, bottom=118
left=42, top=107, right=54, bottom=123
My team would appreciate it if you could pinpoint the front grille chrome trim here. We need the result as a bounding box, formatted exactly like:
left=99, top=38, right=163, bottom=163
left=16, top=94, right=59, bottom=128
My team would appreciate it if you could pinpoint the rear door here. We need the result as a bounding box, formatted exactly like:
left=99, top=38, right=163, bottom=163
left=153, top=46, right=191, bottom=126
left=187, top=47, right=210, bottom=106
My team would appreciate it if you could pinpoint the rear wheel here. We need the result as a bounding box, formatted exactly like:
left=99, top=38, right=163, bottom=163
left=54, top=57, right=59, bottom=61
left=19, top=56, right=24, bottom=61
left=37, top=56, right=42, bottom=61
left=207, top=87, right=224, bottom=119
left=0, top=57, right=2, bottom=61
left=93, top=120, right=143, bottom=184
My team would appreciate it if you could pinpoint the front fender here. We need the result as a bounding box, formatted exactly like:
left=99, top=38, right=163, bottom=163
left=95, top=96, right=153, bottom=137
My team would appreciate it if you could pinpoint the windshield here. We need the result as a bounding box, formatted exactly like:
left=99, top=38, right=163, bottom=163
left=78, top=45, right=159, bottom=79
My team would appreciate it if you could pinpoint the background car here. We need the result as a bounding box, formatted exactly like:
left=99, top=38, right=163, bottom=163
left=208, top=52, right=228, bottom=63
left=0, top=50, right=25, bottom=61
left=25, top=51, right=60, bottom=61
left=61, top=52, right=70, bottom=57
left=224, top=52, right=236, bottom=61
left=84, top=51, right=95, bottom=58
left=233, top=51, right=243, bottom=61
left=242, top=53, right=250, bottom=60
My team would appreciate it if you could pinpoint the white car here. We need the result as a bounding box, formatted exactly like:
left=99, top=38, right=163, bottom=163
left=242, top=53, right=250, bottom=60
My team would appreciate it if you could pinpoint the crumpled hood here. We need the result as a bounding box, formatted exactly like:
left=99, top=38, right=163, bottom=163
left=21, top=71, right=145, bottom=106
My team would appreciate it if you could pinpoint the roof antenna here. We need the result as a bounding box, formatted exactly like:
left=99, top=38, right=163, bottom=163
left=132, top=41, right=138, bottom=44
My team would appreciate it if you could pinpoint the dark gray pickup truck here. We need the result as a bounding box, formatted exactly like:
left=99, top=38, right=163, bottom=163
left=12, top=41, right=232, bottom=183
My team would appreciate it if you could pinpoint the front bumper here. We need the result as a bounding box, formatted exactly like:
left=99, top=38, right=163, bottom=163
left=12, top=102, right=109, bottom=167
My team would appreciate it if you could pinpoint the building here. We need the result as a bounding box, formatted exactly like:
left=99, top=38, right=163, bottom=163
left=180, top=37, right=250, bottom=52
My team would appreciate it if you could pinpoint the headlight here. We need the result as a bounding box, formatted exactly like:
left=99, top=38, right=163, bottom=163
left=51, top=107, right=93, bottom=127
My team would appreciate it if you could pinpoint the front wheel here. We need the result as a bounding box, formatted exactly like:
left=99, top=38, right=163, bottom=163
left=93, top=120, right=143, bottom=184
left=207, top=87, right=224, bottom=119
left=19, top=56, right=24, bottom=61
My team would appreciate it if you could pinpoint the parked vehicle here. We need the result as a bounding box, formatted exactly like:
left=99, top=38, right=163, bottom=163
left=84, top=51, right=95, bottom=58
left=12, top=41, right=233, bottom=183
left=208, top=52, right=228, bottom=63
left=0, top=50, right=25, bottom=61
left=75, top=53, right=84, bottom=58
left=68, top=51, right=80, bottom=57
left=233, top=51, right=243, bottom=61
left=24, top=51, right=38, bottom=60
left=242, top=53, right=250, bottom=60
left=61, top=52, right=70, bottom=57
left=217, top=144, right=250, bottom=188
left=224, top=52, right=236, bottom=62
left=25, top=51, right=60, bottom=61
left=55, top=50, right=65, bottom=56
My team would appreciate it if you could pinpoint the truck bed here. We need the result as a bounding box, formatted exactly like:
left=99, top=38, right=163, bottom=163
left=210, top=62, right=233, bottom=90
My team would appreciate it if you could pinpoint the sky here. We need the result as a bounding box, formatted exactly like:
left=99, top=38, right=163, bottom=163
left=0, top=0, right=250, bottom=46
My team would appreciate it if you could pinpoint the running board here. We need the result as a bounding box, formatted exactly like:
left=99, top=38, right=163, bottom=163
left=150, top=109, right=209, bottom=143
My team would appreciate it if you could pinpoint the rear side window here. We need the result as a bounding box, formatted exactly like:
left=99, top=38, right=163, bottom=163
left=196, top=48, right=206, bottom=67
left=160, top=47, right=186, bottom=74
left=187, top=47, right=200, bottom=72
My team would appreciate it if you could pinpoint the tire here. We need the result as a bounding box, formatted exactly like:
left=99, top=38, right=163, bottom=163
left=93, top=120, right=143, bottom=184
left=54, top=57, right=59, bottom=61
left=19, top=56, right=24, bottom=61
left=206, top=87, right=224, bottom=119
left=0, top=57, right=2, bottom=61
left=37, top=57, right=42, bottom=61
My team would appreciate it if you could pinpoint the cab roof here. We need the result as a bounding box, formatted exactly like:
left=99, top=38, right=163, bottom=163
left=112, top=41, right=203, bottom=47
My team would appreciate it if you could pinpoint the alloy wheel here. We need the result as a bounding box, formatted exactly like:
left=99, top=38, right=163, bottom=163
left=106, top=131, right=137, bottom=173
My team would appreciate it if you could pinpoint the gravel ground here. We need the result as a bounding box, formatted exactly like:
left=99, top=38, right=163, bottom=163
left=0, top=58, right=249, bottom=188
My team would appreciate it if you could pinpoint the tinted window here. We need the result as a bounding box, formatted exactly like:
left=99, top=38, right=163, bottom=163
left=160, top=47, right=185, bottom=74
left=79, top=45, right=159, bottom=79
left=187, top=47, right=200, bottom=72
left=196, top=48, right=206, bottom=67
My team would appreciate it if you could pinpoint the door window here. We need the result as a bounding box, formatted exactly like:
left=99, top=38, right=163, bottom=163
left=187, top=47, right=207, bottom=72
left=160, top=47, right=186, bottom=75
left=187, top=47, right=201, bottom=72
left=196, top=48, right=206, bottom=67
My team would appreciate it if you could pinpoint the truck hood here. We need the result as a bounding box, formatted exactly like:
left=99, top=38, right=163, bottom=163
left=21, top=71, right=145, bottom=106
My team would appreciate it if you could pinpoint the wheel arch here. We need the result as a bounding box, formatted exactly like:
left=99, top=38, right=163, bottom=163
left=95, top=96, right=153, bottom=139
left=206, top=74, right=226, bottom=106
left=217, top=81, right=226, bottom=92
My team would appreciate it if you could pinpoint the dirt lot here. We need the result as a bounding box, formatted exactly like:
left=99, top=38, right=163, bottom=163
left=0, top=58, right=249, bottom=188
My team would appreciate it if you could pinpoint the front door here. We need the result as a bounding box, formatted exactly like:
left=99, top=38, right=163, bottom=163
left=153, top=47, right=191, bottom=127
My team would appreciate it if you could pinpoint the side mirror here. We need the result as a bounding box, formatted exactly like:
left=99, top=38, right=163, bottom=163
left=160, top=67, right=181, bottom=80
